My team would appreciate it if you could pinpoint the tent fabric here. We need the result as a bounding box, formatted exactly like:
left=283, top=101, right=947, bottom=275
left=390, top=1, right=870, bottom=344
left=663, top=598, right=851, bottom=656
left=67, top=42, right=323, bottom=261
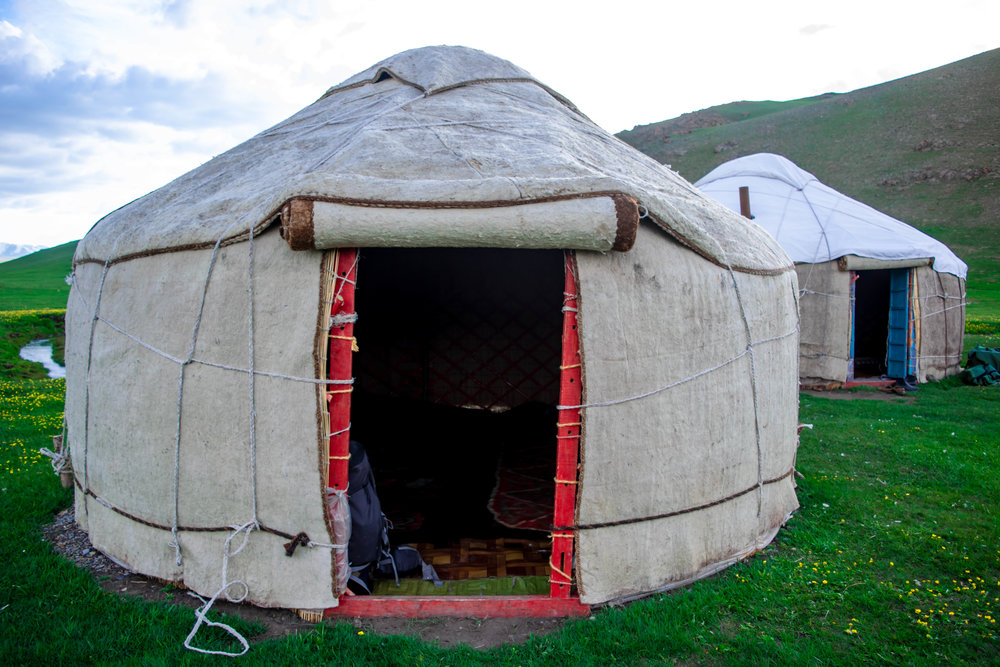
left=64, top=46, right=800, bottom=612
left=66, top=230, right=335, bottom=609
left=75, top=46, right=789, bottom=276
left=696, top=152, right=966, bottom=385
left=574, top=225, right=799, bottom=603
left=695, top=153, right=967, bottom=279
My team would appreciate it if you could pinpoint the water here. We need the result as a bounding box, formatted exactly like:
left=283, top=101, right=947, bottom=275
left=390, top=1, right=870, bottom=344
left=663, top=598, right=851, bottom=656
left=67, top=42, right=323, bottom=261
left=19, top=339, right=66, bottom=379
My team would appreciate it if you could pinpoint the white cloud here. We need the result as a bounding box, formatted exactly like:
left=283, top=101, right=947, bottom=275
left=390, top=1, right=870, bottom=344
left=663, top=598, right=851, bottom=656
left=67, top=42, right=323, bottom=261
left=0, top=0, right=997, bottom=247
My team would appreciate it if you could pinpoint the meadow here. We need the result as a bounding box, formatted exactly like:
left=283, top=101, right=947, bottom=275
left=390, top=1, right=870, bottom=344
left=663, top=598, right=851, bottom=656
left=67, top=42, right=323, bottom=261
left=1, top=294, right=998, bottom=663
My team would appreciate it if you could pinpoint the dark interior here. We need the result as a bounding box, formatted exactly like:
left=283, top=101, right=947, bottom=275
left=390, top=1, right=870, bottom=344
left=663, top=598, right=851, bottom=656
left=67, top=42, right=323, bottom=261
left=346, top=248, right=565, bottom=578
left=852, top=269, right=891, bottom=378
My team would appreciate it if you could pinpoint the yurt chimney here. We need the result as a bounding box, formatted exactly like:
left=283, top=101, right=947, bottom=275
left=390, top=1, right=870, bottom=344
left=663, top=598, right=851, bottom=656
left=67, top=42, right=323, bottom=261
left=738, top=186, right=753, bottom=219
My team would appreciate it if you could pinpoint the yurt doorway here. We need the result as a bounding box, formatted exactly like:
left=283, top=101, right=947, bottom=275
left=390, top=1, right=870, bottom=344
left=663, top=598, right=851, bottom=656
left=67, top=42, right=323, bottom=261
left=850, top=268, right=911, bottom=380
left=332, top=247, right=580, bottom=601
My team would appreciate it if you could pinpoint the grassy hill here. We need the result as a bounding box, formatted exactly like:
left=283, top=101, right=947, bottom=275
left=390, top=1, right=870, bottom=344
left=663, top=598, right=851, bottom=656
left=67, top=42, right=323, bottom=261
left=618, top=48, right=1000, bottom=320
left=0, top=241, right=77, bottom=310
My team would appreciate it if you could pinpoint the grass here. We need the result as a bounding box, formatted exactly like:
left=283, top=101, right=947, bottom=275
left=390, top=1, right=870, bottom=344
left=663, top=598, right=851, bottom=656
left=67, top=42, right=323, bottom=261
left=1, top=307, right=998, bottom=663
left=0, top=241, right=77, bottom=311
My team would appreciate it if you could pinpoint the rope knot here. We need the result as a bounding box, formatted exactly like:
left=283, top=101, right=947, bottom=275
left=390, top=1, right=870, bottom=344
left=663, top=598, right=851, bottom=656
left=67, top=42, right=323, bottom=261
left=283, top=532, right=311, bottom=557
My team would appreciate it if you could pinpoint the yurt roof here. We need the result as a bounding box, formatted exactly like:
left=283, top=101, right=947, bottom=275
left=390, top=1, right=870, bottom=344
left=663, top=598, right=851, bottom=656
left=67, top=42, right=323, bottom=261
left=75, top=46, right=790, bottom=275
left=695, top=152, right=968, bottom=279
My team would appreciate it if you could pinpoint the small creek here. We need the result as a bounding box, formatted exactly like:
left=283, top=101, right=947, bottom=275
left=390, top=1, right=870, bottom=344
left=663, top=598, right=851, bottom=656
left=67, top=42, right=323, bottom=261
left=19, top=339, right=66, bottom=379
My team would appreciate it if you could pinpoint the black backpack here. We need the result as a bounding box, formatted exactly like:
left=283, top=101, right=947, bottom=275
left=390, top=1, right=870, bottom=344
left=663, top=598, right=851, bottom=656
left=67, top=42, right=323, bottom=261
left=346, top=440, right=439, bottom=594
left=346, top=440, right=387, bottom=594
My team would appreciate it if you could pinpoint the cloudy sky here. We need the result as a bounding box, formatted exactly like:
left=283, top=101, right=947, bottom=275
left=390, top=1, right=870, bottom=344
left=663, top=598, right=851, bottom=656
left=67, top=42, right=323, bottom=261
left=1, top=0, right=996, bottom=248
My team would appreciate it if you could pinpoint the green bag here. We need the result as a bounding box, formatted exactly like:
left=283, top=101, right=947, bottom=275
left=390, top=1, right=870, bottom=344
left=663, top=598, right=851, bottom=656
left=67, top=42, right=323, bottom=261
left=961, top=363, right=1000, bottom=386
left=966, top=346, right=1000, bottom=372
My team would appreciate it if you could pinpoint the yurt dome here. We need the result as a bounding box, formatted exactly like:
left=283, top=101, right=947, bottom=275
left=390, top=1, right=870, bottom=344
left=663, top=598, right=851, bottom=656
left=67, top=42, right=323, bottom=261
left=65, top=47, right=801, bottom=622
left=697, top=153, right=967, bottom=387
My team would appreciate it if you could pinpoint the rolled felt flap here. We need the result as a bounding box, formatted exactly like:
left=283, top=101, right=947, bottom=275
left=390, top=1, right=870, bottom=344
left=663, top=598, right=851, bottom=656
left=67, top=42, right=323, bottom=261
left=837, top=254, right=933, bottom=271
left=279, top=194, right=639, bottom=252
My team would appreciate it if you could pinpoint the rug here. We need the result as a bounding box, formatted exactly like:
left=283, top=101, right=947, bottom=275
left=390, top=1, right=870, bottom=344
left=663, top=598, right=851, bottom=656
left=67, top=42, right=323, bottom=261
left=488, top=449, right=555, bottom=531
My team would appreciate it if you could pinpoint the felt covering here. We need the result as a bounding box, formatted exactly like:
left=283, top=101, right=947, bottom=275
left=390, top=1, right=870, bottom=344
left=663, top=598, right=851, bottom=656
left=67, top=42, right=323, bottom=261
left=793, top=261, right=964, bottom=385
left=573, top=225, right=799, bottom=604
left=66, top=230, right=336, bottom=609
left=796, top=263, right=852, bottom=385
left=74, top=47, right=789, bottom=275
left=65, top=47, right=800, bottom=612
left=914, top=268, right=966, bottom=383
left=283, top=195, right=636, bottom=252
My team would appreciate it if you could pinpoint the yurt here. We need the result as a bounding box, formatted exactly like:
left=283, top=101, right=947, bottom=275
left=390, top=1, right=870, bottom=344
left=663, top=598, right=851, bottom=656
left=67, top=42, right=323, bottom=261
left=696, top=153, right=967, bottom=388
left=64, top=47, right=800, bottom=625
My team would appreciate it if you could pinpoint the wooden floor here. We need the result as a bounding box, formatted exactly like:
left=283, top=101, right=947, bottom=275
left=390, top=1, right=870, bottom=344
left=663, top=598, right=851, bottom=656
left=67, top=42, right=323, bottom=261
left=406, top=537, right=551, bottom=580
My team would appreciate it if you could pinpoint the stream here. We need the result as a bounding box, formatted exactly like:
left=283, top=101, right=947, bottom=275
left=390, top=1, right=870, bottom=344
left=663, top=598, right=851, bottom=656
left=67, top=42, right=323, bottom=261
left=19, top=339, right=66, bottom=379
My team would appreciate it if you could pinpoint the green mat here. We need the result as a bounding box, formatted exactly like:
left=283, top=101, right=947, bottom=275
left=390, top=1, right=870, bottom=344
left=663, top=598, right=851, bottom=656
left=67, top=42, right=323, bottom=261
left=371, top=576, right=549, bottom=596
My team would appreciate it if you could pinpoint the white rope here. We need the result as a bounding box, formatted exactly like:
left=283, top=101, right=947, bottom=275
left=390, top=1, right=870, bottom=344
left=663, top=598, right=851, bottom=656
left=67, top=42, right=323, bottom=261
left=306, top=540, right=350, bottom=550
left=40, top=447, right=72, bottom=474
left=725, top=264, right=766, bottom=517
left=169, top=229, right=231, bottom=566
left=80, top=302, right=353, bottom=385
left=557, top=326, right=797, bottom=411
left=191, top=359, right=354, bottom=385
left=247, top=226, right=259, bottom=525
left=329, top=312, right=358, bottom=328
left=919, top=302, right=967, bottom=319
left=41, top=420, right=71, bottom=475
left=310, top=90, right=427, bottom=171
left=800, top=289, right=851, bottom=299
left=323, top=422, right=352, bottom=439
left=183, top=521, right=257, bottom=657
left=917, top=293, right=966, bottom=301
left=78, top=231, right=129, bottom=522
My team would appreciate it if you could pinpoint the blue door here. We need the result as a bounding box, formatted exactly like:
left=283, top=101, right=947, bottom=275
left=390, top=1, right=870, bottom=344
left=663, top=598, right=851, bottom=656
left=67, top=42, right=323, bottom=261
left=885, top=269, right=910, bottom=379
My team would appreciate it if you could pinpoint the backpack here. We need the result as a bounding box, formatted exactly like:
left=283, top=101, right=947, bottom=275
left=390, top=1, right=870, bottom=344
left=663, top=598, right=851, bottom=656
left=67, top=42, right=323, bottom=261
left=346, top=440, right=388, bottom=594
left=346, top=440, right=439, bottom=594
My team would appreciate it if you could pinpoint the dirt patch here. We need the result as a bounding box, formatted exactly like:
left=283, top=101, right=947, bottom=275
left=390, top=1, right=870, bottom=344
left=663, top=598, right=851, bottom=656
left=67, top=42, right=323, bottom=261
left=42, top=507, right=570, bottom=649
left=801, top=388, right=915, bottom=402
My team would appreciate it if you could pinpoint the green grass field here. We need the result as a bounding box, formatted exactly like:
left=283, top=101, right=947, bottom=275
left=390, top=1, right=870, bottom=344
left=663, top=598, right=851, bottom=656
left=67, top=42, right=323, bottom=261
left=1, top=309, right=998, bottom=662
left=0, top=241, right=77, bottom=311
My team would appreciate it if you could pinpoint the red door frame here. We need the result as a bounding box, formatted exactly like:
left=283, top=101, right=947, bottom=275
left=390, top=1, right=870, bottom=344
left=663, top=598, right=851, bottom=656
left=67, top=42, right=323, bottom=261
left=323, top=249, right=588, bottom=618
left=326, top=248, right=358, bottom=491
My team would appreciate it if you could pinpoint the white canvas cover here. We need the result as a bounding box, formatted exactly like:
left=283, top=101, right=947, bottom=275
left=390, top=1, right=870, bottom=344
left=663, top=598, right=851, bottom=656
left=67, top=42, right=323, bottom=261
left=696, top=153, right=966, bottom=384
left=695, top=153, right=967, bottom=279
left=64, top=47, right=800, bottom=620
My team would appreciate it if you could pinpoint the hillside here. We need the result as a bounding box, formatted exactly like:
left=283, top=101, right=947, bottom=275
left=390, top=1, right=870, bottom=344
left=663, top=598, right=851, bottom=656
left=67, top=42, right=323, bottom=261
left=0, top=241, right=77, bottom=310
left=618, top=48, right=1000, bottom=317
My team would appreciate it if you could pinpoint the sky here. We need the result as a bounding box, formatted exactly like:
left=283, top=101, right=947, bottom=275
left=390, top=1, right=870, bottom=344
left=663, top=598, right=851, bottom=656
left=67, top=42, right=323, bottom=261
left=1, top=0, right=996, bottom=248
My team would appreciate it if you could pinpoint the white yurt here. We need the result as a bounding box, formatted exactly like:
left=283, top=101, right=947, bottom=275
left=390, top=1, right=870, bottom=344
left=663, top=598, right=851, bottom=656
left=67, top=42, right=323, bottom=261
left=697, top=153, right=967, bottom=387
left=64, top=47, right=800, bottom=620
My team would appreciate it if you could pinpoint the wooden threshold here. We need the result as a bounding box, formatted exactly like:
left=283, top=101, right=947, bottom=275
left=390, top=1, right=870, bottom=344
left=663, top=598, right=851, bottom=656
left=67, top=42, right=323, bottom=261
left=843, top=379, right=896, bottom=388
left=323, top=595, right=590, bottom=618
